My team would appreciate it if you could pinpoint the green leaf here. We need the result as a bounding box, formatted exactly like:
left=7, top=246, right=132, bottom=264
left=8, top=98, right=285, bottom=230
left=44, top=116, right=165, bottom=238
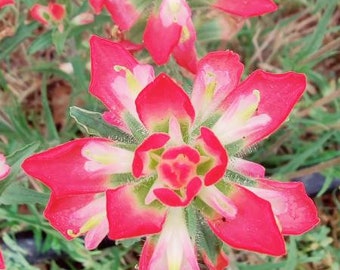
left=41, top=74, right=60, bottom=142
left=28, top=30, right=53, bottom=55
left=284, top=237, right=298, bottom=270
left=117, top=238, right=140, bottom=248
left=0, top=22, right=39, bottom=60
left=69, top=106, right=136, bottom=143
left=0, top=183, right=49, bottom=205
left=123, top=112, right=148, bottom=143
left=238, top=262, right=286, bottom=270
left=6, top=142, right=40, bottom=174
left=276, top=131, right=334, bottom=175
left=52, top=29, right=68, bottom=54
left=196, top=215, right=222, bottom=264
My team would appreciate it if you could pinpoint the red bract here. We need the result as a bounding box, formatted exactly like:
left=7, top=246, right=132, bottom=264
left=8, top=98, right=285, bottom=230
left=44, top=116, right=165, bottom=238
left=0, top=251, right=4, bottom=270
left=22, top=138, right=133, bottom=249
left=0, top=0, right=14, bottom=9
left=88, top=0, right=277, bottom=73
left=89, top=35, right=154, bottom=132
left=144, top=0, right=198, bottom=73
left=30, top=3, right=65, bottom=25
left=89, top=0, right=139, bottom=31
left=213, top=0, right=277, bottom=18
left=22, top=36, right=319, bottom=268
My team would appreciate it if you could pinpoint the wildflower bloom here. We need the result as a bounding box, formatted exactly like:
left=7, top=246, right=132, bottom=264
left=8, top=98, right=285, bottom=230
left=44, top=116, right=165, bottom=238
left=0, top=153, right=10, bottom=180
left=212, top=0, right=277, bottom=18
left=22, top=36, right=319, bottom=268
left=88, top=0, right=277, bottom=73
left=30, top=2, right=65, bottom=26
left=144, top=0, right=198, bottom=73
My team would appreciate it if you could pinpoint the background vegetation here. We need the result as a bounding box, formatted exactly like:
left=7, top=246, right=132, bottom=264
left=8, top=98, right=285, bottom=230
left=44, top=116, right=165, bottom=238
left=0, top=0, right=339, bottom=269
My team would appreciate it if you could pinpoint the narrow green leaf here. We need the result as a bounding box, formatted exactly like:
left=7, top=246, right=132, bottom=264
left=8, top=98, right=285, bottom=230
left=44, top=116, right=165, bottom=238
left=297, top=0, right=337, bottom=58
left=52, top=29, right=68, bottom=54
left=41, top=74, right=60, bottom=142
left=0, top=22, right=39, bottom=60
left=0, top=183, right=49, bottom=205
left=123, top=112, right=148, bottom=143
left=277, top=131, right=334, bottom=174
left=70, top=106, right=136, bottom=143
left=6, top=142, right=40, bottom=173
left=238, top=262, right=286, bottom=270
left=28, top=30, right=53, bottom=55
left=316, top=172, right=335, bottom=197
left=285, top=237, right=298, bottom=270
left=196, top=216, right=222, bottom=263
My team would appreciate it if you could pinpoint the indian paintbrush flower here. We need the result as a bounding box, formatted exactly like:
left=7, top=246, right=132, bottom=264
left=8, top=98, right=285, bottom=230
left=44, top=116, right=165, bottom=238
left=88, top=0, right=278, bottom=74
left=22, top=35, right=319, bottom=269
left=30, top=2, right=65, bottom=26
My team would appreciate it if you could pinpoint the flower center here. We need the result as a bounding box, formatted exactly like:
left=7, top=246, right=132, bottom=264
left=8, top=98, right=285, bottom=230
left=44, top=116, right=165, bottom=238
left=157, top=145, right=200, bottom=189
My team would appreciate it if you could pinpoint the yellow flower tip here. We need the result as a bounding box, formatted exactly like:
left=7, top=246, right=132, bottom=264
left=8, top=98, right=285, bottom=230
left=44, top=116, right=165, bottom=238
left=168, top=261, right=181, bottom=270
left=113, top=65, right=142, bottom=93
left=67, top=229, right=79, bottom=238
left=67, top=213, right=106, bottom=238
left=239, top=89, right=261, bottom=121
left=179, top=25, right=190, bottom=43
left=252, top=89, right=261, bottom=103
left=169, top=1, right=181, bottom=14
left=203, top=72, right=218, bottom=101
left=113, top=65, right=127, bottom=72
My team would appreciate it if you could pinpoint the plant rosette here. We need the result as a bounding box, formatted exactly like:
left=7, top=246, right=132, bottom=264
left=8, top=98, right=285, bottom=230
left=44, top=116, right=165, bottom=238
left=22, top=35, right=319, bottom=269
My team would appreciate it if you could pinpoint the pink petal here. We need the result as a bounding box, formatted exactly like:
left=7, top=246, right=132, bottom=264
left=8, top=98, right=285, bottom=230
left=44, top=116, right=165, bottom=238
left=0, top=154, right=10, bottom=180
left=30, top=4, right=50, bottom=25
left=71, top=12, right=95, bottom=25
left=106, top=185, right=167, bottom=240
left=140, top=238, right=156, bottom=270
left=81, top=140, right=134, bottom=174
left=48, top=3, right=65, bottom=21
left=172, top=27, right=198, bottom=74
left=205, top=184, right=286, bottom=256
left=132, top=133, right=170, bottom=178
left=89, top=0, right=105, bottom=14
left=22, top=138, right=113, bottom=196
left=158, top=146, right=200, bottom=189
left=44, top=193, right=108, bottom=250
left=172, top=4, right=198, bottom=73
left=104, top=0, right=140, bottom=30
left=0, top=0, right=14, bottom=9
left=143, top=14, right=182, bottom=65
left=213, top=0, right=277, bottom=18
left=89, top=35, right=154, bottom=127
left=197, top=127, right=228, bottom=186
left=159, top=0, right=190, bottom=27
left=162, top=145, right=200, bottom=163
left=0, top=249, right=4, bottom=269
left=153, top=177, right=202, bottom=207
left=220, top=70, right=306, bottom=147
left=135, top=73, right=195, bottom=132
left=118, top=40, right=143, bottom=53
left=146, top=208, right=200, bottom=270
left=191, top=51, right=243, bottom=122
left=247, top=178, right=320, bottom=235
left=229, top=158, right=265, bottom=178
